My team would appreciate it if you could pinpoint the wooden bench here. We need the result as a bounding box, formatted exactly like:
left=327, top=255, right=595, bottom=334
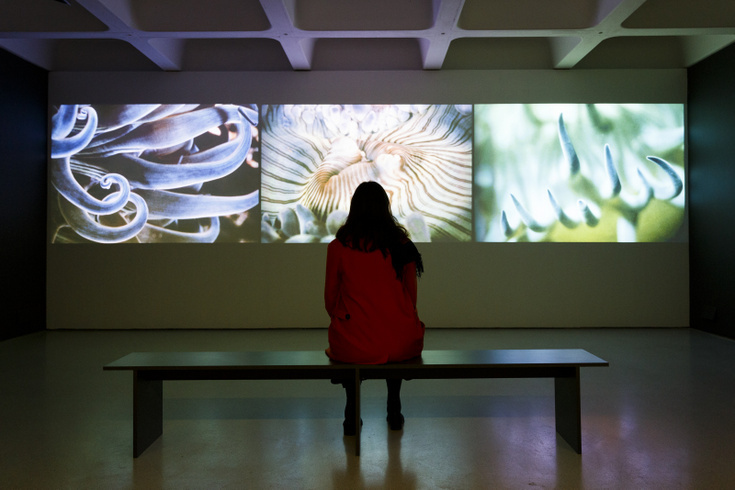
left=104, top=349, right=608, bottom=457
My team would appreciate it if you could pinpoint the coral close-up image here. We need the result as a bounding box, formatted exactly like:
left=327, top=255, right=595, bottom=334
left=49, top=104, right=261, bottom=243
left=260, top=104, right=473, bottom=243
left=474, top=104, right=686, bottom=243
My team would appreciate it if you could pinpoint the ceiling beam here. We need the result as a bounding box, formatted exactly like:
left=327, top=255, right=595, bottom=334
left=260, top=0, right=312, bottom=70
left=421, top=0, right=465, bottom=70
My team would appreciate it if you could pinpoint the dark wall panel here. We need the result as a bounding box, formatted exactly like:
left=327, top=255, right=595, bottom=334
left=0, top=48, right=47, bottom=341
left=688, top=43, right=735, bottom=339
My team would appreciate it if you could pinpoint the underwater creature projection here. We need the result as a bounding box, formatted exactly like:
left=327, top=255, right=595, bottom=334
left=49, top=104, right=260, bottom=243
left=474, top=104, right=686, bottom=242
left=260, top=104, right=473, bottom=243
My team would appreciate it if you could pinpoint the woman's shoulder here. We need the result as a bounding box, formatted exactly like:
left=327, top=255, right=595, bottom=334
left=328, top=238, right=362, bottom=254
left=328, top=238, right=344, bottom=251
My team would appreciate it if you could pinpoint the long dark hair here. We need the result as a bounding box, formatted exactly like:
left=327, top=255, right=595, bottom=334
left=336, top=181, right=423, bottom=279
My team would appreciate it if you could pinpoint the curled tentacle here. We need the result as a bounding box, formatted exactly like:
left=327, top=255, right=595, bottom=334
left=176, top=124, right=251, bottom=164
left=605, top=145, right=622, bottom=197
left=279, top=207, right=302, bottom=237
left=51, top=104, right=79, bottom=139
left=511, top=193, right=549, bottom=232
left=58, top=192, right=149, bottom=243
left=558, top=114, right=580, bottom=176
left=501, top=210, right=515, bottom=238
left=85, top=122, right=252, bottom=190
left=135, top=189, right=259, bottom=220
left=239, top=105, right=259, bottom=126
left=326, top=209, right=348, bottom=236
left=548, top=189, right=579, bottom=229
left=261, top=218, right=282, bottom=243
left=85, top=105, right=248, bottom=154
left=51, top=157, right=131, bottom=215
left=578, top=200, right=600, bottom=227
left=294, top=203, right=322, bottom=236
left=95, top=104, right=202, bottom=131
left=51, top=106, right=99, bottom=159
left=646, top=156, right=684, bottom=199
left=94, top=104, right=162, bottom=131
left=612, top=168, right=655, bottom=216
left=87, top=105, right=203, bottom=150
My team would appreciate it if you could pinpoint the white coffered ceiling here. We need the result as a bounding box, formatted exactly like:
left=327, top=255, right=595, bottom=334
left=1, top=0, right=734, bottom=72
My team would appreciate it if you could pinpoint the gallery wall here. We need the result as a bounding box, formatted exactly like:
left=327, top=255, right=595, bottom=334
left=46, top=69, right=689, bottom=329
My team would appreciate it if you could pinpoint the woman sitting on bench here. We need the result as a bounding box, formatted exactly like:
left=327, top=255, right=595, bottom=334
left=324, top=181, right=425, bottom=436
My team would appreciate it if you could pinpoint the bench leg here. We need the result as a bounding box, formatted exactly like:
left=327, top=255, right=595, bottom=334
left=133, top=373, right=163, bottom=458
left=554, top=367, right=582, bottom=454
left=354, top=368, right=361, bottom=457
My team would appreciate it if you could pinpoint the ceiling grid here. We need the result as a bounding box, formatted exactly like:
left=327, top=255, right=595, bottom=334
left=1, top=0, right=734, bottom=71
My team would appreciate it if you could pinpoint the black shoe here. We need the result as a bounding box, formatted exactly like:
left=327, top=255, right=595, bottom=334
left=386, top=412, right=405, bottom=431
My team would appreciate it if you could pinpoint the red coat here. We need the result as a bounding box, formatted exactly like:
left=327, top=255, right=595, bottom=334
left=325, top=239, right=425, bottom=364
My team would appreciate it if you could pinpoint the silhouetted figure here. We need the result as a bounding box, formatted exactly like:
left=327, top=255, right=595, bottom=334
left=324, top=181, right=425, bottom=435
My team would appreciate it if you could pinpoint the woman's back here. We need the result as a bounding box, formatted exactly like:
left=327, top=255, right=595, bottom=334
left=325, top=239, right=424, bottom=364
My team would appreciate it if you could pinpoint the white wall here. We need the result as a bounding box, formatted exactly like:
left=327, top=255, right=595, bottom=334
left=47, top=69, right=689, bottom=329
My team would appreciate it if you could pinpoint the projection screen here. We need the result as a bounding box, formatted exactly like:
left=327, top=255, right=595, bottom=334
left=49, top=103, right=685, bottom=245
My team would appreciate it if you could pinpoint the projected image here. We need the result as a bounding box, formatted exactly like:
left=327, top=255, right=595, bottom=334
left=49, top=104, right=260, bottom=243
left=260, top=104, right=473, bottom=243
left=474, top=104, right=685, bottom=242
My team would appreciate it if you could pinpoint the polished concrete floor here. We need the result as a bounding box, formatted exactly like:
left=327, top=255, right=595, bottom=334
left=1, top=327, right=734, bottom=489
